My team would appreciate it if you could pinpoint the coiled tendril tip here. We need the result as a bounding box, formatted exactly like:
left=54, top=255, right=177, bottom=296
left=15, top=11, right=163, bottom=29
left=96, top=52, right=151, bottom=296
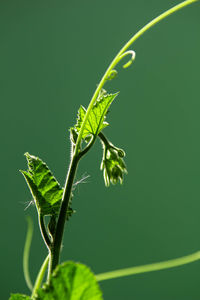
left=106, top=69, right=118, bottom=81
left=120, top=50, right=136, bottom=68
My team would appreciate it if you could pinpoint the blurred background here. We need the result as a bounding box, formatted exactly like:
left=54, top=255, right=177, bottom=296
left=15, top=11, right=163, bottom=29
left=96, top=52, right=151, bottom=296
left=0, top=0, right=200, bottom=299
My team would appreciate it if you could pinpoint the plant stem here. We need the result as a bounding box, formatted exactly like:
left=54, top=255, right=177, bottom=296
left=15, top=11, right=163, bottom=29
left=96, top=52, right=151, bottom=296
left=79, top=136, right=95, bottom=158
left=38, top=214, right=51, bottom=250
left=31, top=255, right=49, bottom=299
left=98, top=132, right=110, bottom=147
left=48, top=0, right=199, bottom=276
left=23, top=216, right=33, bottom=291
left=49, top=154, right=80, bottom=276
left=95, top=251, right=200, bottom=282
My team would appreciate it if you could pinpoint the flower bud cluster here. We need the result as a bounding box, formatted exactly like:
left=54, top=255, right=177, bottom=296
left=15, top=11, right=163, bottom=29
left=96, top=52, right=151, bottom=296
left=100, top=139, right=127, bottom=187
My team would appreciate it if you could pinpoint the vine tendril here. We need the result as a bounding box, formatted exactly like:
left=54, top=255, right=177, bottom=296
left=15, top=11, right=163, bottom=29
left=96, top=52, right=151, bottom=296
left=106, top=50, right=136, bottom=81
left=96, top=251, right=200, bottom=282
left=75, top=0, right=198, bottom=152
left=23, top=216, right=34, bottom=291
left=119, top=50, right=136, bottom=68
left=106, top=69, right=118, bottom=81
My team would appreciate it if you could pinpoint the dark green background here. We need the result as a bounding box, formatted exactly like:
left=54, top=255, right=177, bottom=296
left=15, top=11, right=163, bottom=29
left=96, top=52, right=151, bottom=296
left=1, top=1, right=200, bottom=299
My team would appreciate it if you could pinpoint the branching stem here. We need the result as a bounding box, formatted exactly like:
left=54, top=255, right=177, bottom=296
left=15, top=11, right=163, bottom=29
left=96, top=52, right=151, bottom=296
left=49, top=0, right=199, bottom=276
left=79, top=136, right=95, bottom=158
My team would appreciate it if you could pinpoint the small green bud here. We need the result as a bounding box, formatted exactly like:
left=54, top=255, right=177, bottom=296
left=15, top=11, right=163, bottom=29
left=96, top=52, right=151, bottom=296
left=117, top=149, right=125, bottom=158
left=99, top=133, right=127, bottom=186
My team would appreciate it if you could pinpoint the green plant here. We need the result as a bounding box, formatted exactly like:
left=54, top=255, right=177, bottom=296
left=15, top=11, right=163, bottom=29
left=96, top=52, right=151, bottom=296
left=10, top=0, right=200, bottom=299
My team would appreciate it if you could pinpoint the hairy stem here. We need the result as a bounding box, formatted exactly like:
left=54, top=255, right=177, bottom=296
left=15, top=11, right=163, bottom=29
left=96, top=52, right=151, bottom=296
left=48, top=0, right=199, bottom=276
left=31, top=255, right=49, bottom=298
left=23, top=216, right=33, bottom=291
left=49, top=154, right=80, bottom=276
left=96, top=251, right=200, bottom=282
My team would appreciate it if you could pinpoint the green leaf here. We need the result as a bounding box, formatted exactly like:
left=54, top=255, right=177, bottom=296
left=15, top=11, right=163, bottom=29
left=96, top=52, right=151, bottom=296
left=20, top=153, right=74, bottom=218
left=9, top=294, right=31, bottom=300
left=75, top=92, right=118, bottom=140
left=35, top=261, right=103, bottom=300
